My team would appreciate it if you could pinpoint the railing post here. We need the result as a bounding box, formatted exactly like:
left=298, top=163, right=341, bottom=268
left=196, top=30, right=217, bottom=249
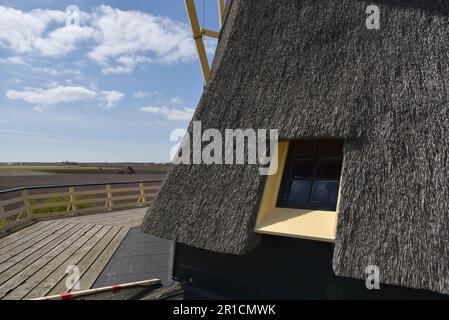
left=67, top=187, right=77, bottom=213
left=22, top=189, right=33, bottom=219
left=137, top=183, right=146, bottom=206
left=105, top=184, right=113, bottom=210
left=0, top=201, right=7, bottom=226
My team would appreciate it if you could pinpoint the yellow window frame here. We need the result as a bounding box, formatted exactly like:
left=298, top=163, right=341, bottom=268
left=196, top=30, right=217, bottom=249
left=254, top=141, right=340, bottom=242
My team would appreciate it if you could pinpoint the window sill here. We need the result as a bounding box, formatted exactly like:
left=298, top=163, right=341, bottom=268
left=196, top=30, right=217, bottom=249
left=254, top=207, right=337, bottom=242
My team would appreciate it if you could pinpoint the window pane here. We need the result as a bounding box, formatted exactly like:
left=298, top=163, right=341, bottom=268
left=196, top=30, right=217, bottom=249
left=310, top=181, right=339, bottom=204
left=319, top=140, right=343, bottom=158
left=291, top=160, right=315, bottom=178
left=287, top=180, right=312, bottom=203
left=316, top=160, right=342, bottom=179
left=277, top=139, right=343, bottom=211
left=293, top=140, right=318, bottom=159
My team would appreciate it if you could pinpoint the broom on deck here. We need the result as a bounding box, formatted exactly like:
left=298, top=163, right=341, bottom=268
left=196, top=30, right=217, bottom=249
left=30, top=279, right=161, bottom=300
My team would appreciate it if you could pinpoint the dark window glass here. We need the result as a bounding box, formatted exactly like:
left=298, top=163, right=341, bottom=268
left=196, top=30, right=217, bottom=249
left=316, top=160, right=341, bottom=179
left=291, top=160, right=314, bottom=178
left=293, top=140, right=317, bottom=159
left=310, top=181, right=340, bottom=205
left=277, top=139, right=343, bottom=211
left=318, top=140, right=343, bottom=158
left=287, top=180, right=312, bottom=202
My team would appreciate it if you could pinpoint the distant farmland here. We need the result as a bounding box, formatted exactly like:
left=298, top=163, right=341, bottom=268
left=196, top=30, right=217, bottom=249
left=0, top=163, right=169, bottom=190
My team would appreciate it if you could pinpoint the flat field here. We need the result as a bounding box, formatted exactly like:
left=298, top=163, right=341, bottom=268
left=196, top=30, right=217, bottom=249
left=0, top=163, right=169, bottom=191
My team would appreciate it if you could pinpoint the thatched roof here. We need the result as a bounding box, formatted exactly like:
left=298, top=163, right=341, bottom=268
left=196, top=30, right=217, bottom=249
left=142, top=0, right=449, bottom=294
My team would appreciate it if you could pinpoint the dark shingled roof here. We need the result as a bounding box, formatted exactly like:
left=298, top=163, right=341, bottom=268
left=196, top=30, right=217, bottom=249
left=142, top=0, right=449, bottom=294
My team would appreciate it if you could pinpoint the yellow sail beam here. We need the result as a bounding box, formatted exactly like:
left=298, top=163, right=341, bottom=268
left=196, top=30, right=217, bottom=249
left=185, top=0, right=210, bottom=82
left=218, top=0, right=225, bottom=27
left=201, top=28, right=220, bottom=39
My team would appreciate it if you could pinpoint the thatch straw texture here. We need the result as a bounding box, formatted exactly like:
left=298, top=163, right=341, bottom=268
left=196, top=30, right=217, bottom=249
left=142, top=0, right=449, bottom=294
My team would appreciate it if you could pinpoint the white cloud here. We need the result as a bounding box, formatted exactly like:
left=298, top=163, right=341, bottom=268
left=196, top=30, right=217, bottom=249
left=101, top=55, right=152, bottom=75
left=88, top=5, right=196, bottom=73
left=0, top=5, right=201, bottom=73
left=0, top=6, right=93, bottom=57
left=141, top=105, right=194, bottom=121
left=30, top=66, right=81, bottom=76
left=32, top=105, right=52, bottom=112
left=0, top=56, right=28, bottom=65
left=6, top=85, right=97, bottom=105
left=5, top=84, right=124, bottom=110
left=101, top=90, right=124, bottom=108
left=133, top=91, right=183, bottom=106
left=133, top=90, right=162, bottom=99
left=0, top=6, right=65, bottom=53
left=33, top=25, right=95, bottom=57
left=168, top=97, right=183, bottom=105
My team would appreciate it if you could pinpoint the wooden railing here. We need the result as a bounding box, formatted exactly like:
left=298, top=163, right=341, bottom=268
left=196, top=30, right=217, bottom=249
left=0, top=180, right=162, bottom=233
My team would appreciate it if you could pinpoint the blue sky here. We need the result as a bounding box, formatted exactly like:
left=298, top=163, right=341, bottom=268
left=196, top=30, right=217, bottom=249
left=0, top=0, right=219, bottom=162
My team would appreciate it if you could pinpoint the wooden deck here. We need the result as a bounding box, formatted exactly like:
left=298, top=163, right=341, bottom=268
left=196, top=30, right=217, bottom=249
left=0, top=207, right=148, bottom=300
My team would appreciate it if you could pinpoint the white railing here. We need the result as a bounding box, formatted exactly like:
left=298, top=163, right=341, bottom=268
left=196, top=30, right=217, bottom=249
left=0, top=180, right=162, bottom=233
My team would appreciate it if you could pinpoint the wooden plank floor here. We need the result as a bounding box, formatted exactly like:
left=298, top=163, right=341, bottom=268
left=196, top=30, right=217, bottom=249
left=58, top=207, right=148, bottom=227
left=0, top=207, right=148, bottom=300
